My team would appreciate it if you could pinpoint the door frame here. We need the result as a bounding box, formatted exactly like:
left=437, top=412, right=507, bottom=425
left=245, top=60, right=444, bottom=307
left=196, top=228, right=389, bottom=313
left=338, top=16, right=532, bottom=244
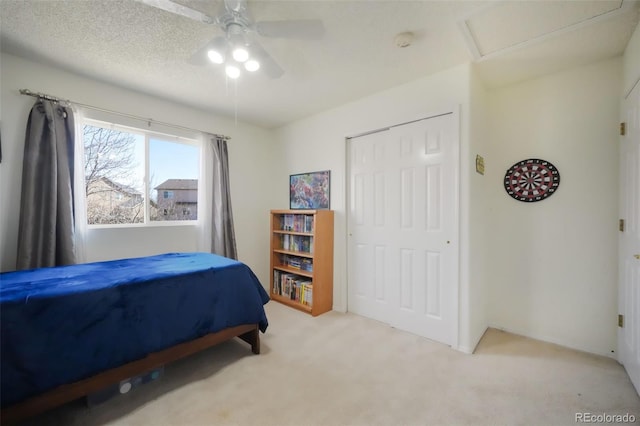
left=618, top=80, right=640, bottom=395
left=344, top=106, right=461, bottom=349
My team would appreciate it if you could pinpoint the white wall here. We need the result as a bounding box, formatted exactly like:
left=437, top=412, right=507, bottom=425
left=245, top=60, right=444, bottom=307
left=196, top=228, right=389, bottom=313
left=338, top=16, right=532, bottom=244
left=274, top=63, right=488, bottom=352
left=0, top=53, right=276, bottom=286
left=486, top=57, right=622, bottom=357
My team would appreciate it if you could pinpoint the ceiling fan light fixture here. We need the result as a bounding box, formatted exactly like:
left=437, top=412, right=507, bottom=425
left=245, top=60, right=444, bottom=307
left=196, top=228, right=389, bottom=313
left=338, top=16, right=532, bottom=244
left=232, top=46, right=249, bottom=62
left=225, top=64, right=241, bottom=79
left=143, top=0, right=325, bottom=80
left=244, top=59, right=260, bottom=72
left=207, top=49, right=225, bottom=64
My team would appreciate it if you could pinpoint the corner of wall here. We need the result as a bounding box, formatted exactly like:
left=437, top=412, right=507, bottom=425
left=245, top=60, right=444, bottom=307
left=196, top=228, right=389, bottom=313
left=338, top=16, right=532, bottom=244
left=457, top=326, right=489, bottom=354
left=623, top=21, right=640, bottom=96
left=459, top=64, right=491, bottom=353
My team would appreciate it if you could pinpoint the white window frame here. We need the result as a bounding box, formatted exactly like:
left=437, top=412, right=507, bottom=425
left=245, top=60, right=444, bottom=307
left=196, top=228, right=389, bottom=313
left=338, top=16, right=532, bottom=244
left=81, top=118, right=201, bottom=229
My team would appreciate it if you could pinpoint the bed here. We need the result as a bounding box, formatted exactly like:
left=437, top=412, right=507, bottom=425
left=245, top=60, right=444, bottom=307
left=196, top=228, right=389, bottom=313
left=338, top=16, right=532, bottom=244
left=0, top=252, right=269, bottom=422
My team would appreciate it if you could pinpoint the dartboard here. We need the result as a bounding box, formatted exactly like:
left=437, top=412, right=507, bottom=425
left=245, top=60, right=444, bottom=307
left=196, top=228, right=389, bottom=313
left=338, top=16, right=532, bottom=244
left=503, top=158, right=560, bottom=202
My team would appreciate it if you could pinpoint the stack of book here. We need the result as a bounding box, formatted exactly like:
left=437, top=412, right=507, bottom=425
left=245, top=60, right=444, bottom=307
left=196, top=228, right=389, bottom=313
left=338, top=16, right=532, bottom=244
left=281, top=235, right=313, bottom=253
left=280, top=214, right=314, bottom=233
left=280, top=254, right=313, bottom=272
left=273, top=270, right=313, bottom=306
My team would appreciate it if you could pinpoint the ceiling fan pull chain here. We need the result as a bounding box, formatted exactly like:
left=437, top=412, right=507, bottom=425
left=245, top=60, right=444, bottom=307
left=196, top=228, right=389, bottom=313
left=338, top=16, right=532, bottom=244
left=234, top=79, right=238, bottom=127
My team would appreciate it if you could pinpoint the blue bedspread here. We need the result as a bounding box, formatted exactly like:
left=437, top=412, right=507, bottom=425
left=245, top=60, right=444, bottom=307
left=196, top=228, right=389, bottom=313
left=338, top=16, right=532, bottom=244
left=0, top=252, right=269, bottom=407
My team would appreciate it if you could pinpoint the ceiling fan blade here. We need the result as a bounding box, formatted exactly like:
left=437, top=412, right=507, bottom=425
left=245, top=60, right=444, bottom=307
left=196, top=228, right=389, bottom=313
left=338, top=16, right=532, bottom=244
left=255, top=19, right=325, bottom=40
left=138, top=0, right=216, bottom=25
left=188, top=36, right=227, bottom=66
left=249, top=41, right=284, bottom=79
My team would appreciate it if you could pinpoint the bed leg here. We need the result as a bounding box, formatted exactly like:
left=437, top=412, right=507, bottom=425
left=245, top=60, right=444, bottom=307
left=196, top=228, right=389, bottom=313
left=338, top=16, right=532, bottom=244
left=239, top=326, right=260, bottom=354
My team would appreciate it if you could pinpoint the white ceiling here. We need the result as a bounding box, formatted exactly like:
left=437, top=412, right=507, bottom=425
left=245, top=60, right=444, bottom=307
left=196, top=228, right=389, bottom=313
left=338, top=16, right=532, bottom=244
left=1, top=0, right=638, bottom=128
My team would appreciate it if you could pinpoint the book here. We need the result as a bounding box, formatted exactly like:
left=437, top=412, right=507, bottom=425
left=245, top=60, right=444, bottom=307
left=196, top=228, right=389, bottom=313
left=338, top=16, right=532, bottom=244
left=301, top=258, right=313, bottom=272
left=289, top=258, right=301, bottom=269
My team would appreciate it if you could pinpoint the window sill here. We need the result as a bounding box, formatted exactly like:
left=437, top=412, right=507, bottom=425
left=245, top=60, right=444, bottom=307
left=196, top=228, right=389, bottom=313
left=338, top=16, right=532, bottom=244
left=87, top=221, right=199, bottom=230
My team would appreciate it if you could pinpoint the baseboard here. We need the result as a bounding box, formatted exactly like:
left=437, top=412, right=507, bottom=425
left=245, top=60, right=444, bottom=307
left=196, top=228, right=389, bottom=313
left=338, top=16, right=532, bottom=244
left=456, top=326, right=489, bottom=354
left=487, top=323, right=617, bottom=359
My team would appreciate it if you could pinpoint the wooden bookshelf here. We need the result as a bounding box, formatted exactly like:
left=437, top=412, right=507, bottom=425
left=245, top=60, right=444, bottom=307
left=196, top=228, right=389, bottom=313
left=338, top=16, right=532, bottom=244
left=270, top=209, right=334, bottom=316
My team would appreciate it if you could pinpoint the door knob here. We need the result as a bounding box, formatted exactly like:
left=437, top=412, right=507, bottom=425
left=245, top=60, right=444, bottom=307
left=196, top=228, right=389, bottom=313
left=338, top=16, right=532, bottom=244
left=635, top=254, right=640, bottom=260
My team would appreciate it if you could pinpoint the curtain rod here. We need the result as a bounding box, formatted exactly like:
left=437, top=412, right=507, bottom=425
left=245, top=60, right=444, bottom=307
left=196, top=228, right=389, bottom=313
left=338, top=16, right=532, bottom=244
left=19, top=89, right=230, bottom=141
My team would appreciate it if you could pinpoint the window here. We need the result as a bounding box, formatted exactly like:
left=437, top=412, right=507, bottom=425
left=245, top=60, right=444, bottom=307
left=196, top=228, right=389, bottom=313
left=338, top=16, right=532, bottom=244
left=82, top=120, right=199, bottom=226
left=150, top=138, right=199, bottom=222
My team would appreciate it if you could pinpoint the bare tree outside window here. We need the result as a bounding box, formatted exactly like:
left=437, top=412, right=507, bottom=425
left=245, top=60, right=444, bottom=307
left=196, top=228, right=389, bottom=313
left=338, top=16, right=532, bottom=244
left=83, top=125, right=144, bottom=224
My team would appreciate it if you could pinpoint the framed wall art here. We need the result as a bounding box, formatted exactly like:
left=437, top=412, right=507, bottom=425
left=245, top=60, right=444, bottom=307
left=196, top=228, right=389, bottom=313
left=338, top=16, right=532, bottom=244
left=289, top=170, right=330, bottom=210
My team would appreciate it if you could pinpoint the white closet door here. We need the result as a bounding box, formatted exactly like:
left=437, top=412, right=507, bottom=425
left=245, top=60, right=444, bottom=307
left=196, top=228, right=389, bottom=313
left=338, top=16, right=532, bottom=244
left=348, top=112, right=459, bottom=346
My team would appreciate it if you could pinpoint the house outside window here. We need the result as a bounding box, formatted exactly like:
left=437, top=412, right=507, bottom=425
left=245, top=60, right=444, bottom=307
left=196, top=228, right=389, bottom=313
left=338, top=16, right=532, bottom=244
left=154, top=179, right=198, bottom=221
left=82, top=119, right=200, bottom=226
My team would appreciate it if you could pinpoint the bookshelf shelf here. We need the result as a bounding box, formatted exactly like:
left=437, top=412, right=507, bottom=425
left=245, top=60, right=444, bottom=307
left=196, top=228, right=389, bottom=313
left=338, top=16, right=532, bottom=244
left=270, top=209, right=334, bottom=316
left=272, top=230, right=314, bottom=237
left=273, top=249, right=314, bottom=259
left=270, top=294, right=313, bottom=314
left=273, top=266, right=314, bottom=278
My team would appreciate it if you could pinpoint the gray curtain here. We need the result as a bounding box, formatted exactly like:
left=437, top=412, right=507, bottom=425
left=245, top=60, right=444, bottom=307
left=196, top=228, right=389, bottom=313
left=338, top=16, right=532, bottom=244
left=16, top=100, right=76, bottom=270
left=209, top=135, right=237, bottom=259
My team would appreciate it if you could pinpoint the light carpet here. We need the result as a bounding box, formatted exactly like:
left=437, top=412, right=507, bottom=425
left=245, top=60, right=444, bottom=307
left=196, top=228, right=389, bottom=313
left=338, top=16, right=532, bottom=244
left=18, top=301, right=640, bottom=426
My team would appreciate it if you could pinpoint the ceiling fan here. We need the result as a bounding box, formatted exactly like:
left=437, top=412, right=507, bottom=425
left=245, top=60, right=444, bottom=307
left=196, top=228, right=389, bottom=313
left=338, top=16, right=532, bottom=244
left=139, top=0, right=325, bottom=79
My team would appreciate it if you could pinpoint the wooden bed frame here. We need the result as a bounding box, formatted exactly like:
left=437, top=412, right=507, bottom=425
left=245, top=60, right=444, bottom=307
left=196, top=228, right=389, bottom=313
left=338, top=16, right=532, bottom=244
left=1, top=323, right=260, bottom=423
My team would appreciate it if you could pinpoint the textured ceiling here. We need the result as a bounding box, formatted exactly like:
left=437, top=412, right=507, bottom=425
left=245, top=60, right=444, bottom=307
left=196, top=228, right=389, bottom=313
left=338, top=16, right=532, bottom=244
left=464, top=0, right=623, bottom=56
left=1, top=0, right=639, bottom=128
